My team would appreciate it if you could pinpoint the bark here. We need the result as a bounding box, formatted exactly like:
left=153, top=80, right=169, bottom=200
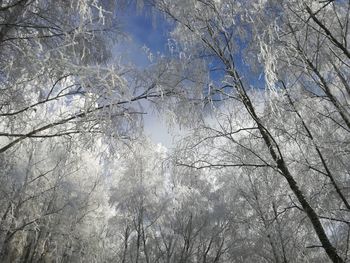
left=121, top=226, right=129, bottom=263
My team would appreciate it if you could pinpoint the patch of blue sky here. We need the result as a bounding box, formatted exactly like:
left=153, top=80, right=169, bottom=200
left=122, top=7, right=170, bottom=52
left=231, top=30, right=266, bottom=91
left=114, top=3, right=179, bottom=147
left=114, top=2, right=173, bottom=68
left=113, top=3, right=267, bottom=146
left=204, top=50, right=265, bottom=108
left=202, top=28, right=266, bottom=107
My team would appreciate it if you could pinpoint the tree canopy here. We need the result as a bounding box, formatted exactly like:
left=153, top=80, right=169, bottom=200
left=0, top=0, right=349, bottom=262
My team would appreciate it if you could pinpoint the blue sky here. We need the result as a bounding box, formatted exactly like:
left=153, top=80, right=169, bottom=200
left=118, top=3, right=263, bottom=86
left=116, top=4, right=179, bottom=147
left=118, top=3, right=171, bottom=54
left=115, top=4, right=265, bottom=147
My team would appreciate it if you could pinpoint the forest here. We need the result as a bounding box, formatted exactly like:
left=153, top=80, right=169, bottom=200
left=0, top=0, right=349, bottom=262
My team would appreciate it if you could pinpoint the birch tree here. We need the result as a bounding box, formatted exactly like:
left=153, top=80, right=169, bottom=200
left=151, top=0, right=350, bottom=262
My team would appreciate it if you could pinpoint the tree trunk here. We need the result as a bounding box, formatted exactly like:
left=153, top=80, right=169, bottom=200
left=226, top=68, right=344, bottom=263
